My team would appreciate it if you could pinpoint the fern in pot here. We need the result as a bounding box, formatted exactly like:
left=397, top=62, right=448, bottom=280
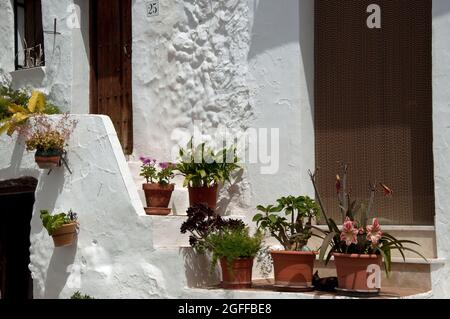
left=253, top=195, right=320, bottom=291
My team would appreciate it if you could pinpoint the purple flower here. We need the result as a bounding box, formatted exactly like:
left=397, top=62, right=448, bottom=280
left=159, top=162, right=170, bottom=169
left=140, top=156, right=154, bottom=165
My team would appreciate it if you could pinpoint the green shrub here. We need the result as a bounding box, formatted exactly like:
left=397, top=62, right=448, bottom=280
left=70, top=291, right=94, bottom=299
left=205, top=227, right=262, bottom=272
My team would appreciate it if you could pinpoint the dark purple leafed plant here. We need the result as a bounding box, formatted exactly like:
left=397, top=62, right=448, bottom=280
left=180, top=204, right=245, bottom=253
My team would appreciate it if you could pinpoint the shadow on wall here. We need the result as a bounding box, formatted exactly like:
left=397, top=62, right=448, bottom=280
left=44, top=239, right=78, bottom=299
left=181, top=248, right=220, bottom=288
left=248, top=0, right=301, bottom=60
left=248, top=0, right=315, bottom=113
left=433, top=0, right=450, bottom=18
left=0, top=140, right=38, bottom=181
left=30, top=168, right=65, bottom=236
left=216, top=168, right=245, bottom=216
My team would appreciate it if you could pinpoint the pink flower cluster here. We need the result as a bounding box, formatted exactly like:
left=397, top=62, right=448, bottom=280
left=340, top=217, right=383, bottom=247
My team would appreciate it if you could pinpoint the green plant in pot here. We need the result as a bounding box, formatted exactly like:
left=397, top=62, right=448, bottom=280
left=309, top=163, right=427, bottom=295
left=176, top=139, right=240, bottom=211
left=40, top=209, right=79, bottom=247
left=139, top=156, right=176, bottom=216
left=180, top=204, right=260, bottom=289
left=205, top=226, right=262, bottom=289
left=23, top=114, right=77, bottom=170
left=253, top=195, right=320, bottom=291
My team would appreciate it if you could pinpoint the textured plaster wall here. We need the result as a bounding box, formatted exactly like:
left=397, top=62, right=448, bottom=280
left=430, top=0, right=450, bottom=299
left=130, top=0, right=315, bottom=215
left=0, top=0, right=14, bottom=78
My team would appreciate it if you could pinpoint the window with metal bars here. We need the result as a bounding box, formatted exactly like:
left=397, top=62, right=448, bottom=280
left=14, top=0, right=45, bottom=70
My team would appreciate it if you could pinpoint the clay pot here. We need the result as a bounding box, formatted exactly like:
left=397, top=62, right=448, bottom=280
left=271, top=250, right=317, bottom=291
left=220, top=258, right=254, bottom=289
left=52, top=223, right=78, bottom=247
left=188, top=184, right=218, bottom=210
left=35, top=154, right=61, bottom=169
left=333, top=253, right=382, bottom=293
left=143, top=183, right=175, bottom=212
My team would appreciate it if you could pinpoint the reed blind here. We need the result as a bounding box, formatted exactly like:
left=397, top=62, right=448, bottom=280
left=314, top=0, right=434, bottom=225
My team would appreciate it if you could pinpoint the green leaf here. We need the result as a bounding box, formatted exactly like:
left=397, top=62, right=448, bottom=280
left=319, top=231, right=335, bottom=262
left=252, top=214, right=263, bottom=222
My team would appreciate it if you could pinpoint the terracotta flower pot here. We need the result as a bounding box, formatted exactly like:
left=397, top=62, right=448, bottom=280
left=188, top=184, right=218, bottom=210
left=143, top=183, right=175, bottom=209
left=35, top=154, right=61, bottom=169
left=333, top=253, right=382, bottom=294
left=271, top=250, right=317, bottom=291
left=220, top=257, right=254, bottom=289
left=52, top=223, right=78, bottom=247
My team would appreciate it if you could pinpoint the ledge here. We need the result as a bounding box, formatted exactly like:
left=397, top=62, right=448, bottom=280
left=187, top=280, right=433, bottom=299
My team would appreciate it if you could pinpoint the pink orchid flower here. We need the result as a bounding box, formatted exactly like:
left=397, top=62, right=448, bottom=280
left=366, top=218, right=383, bottom=246
left=340, top=217, right=359, bottom=246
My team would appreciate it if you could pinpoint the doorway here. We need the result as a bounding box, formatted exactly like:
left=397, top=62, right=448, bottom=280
left=314, top=0, right=434, bottom=225
left=90, top=0, right=133, bottom=154
left=0, top=177, right=37, bottom=300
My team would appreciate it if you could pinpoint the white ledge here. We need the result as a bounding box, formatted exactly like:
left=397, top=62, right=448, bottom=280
left=314, top=225, right=435, bottom=232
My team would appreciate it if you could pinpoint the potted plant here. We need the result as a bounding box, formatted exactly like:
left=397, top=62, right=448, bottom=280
left=309, top=163, right=427, bottom=295
left=139, top=156, right=176, bottom=215
left=22, top=114, right=77, bottom=169
left=181, top=204, right=255, bottom=288
left=204, top=226, right=262, bottom=289
left=40, top=209, right=79, bottom=247
left=253, top=196, right=320, bottom=291
left=176, top=139, right=240, bottom=211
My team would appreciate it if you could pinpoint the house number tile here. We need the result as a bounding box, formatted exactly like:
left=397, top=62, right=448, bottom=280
left=147, top=0, right=160, bottom=17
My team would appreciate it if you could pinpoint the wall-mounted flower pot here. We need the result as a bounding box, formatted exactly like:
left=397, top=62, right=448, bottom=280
left=220, top=257, right=254, bottom=289
left=35, top=149, right=62, bottom=169
left=143, top=183, right=175, bottom=216
left=271, top=250, right=317, bottom=291
left=333, top=253, right=382, bottom=295
left=188, top=184, right=218, bottom=211
left=52, top=223, right=78, bottom=247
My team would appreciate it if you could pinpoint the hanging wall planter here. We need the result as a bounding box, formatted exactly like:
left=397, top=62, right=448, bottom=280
left=34, top=148, right=63, bottom=169
left=51, top=223, right=79, bottom=247
left=40, top=210, right=79, bottom=248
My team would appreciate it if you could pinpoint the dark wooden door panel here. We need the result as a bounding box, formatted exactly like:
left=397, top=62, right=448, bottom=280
left=314, top=0, right=433, bottom=225
left=91, top=0, right=133, bottom=154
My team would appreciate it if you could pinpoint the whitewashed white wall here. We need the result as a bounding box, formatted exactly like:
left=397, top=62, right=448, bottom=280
left=0, top=0, right=449, bottom=298
left=430, top=0, right=450, bottom=299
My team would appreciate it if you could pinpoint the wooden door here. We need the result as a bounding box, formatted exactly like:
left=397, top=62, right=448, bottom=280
left=314, top=0, right=434, bottom=225
left=90, top=0, right=133, bottom=154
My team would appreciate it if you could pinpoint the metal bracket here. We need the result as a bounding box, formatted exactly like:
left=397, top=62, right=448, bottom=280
left=47, top=151, right=72, bottom=175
